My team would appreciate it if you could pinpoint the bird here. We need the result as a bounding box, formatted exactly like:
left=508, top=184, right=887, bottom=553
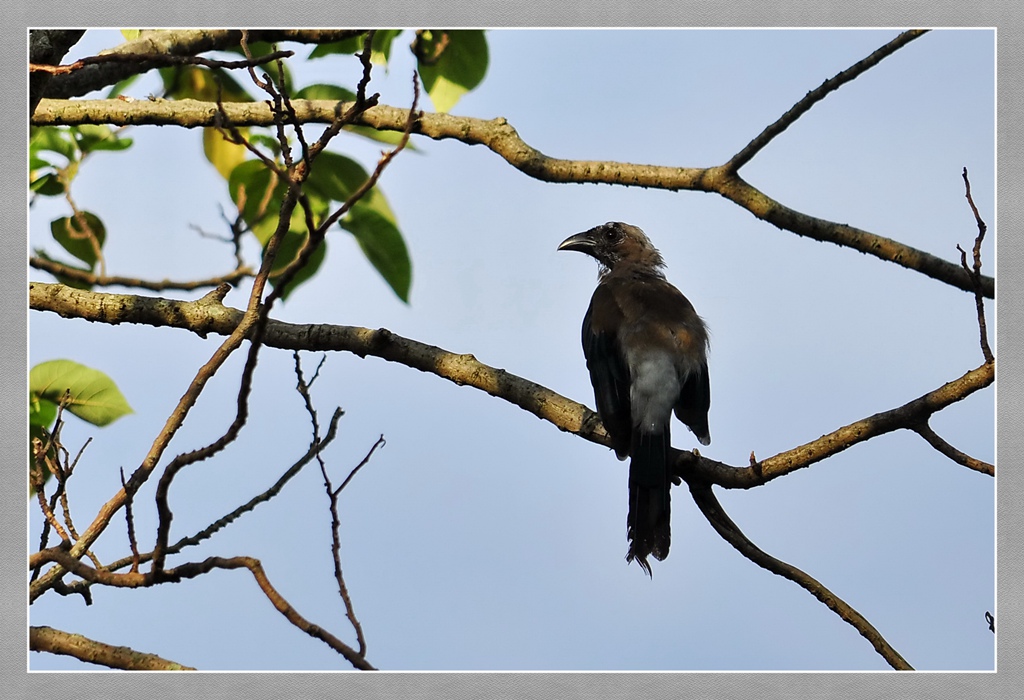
left=558, top=221, right=710, bottom=576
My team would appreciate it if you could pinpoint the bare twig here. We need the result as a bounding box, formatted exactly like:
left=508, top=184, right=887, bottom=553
left=323, top=436, right=384, bottom=657
left=34, top=543, right=377, bottom=671
left=959, top=168, right=994, bottom=363
left=30, top=255, right=253, bottom=291
left=120, top=468, right=141, bottom=572
left=49, top=407, right=345, bottom=590
left=910, top=420, right=993, bottom=475
left=726, top=30, right=928, bottom=172
left=336, top=436, right=385, bottom=496
left=294, top=351, right=375, bottom=658
left=161, top=555, right=376, bottom=669
left=688, top=483, right=912, bottom=670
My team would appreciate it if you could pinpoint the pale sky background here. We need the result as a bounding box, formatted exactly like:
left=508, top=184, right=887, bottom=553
left=27, top=28, right=995, bottom=671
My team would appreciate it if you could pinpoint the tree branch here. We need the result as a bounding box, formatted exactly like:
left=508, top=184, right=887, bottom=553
left=959, top=167, right=994, bottom=363
left=687, top=484, right=912, bottom=670
left=41, top=407, right=345, bottom=597
left=726, top=30, right=928, bottom=171
left=33, top=97, right=992, bottom=298
left=30, top=282, right=994, bottom=494
left=161, top=555, right=375, bottom=670
left=29, top=30, right=86, bottom=115
left=30, top=254, right=253, bottom=291
left=30, top=625, right=196, bottom=671
left=31, top=549, right=375, bottom=669
left=910, top=421, right=993, bottom=476
left=39, top=29, right=368, bottom=101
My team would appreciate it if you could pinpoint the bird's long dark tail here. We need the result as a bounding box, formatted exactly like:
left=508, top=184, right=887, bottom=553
left=626, top=426, right=671, bottom=576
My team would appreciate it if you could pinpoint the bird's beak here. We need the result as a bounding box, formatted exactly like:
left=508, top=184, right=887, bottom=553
left=557, top=231, right=596, bottom=254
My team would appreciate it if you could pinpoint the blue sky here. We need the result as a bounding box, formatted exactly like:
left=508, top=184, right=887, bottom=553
left=28, top=28, right=995, bottom=671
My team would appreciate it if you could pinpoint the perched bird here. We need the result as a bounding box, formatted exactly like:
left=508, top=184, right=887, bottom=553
left=558, top=222, right=710, bottom=575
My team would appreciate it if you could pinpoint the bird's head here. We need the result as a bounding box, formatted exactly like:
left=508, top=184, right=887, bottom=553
left=557, top=221, right=665, bottom=273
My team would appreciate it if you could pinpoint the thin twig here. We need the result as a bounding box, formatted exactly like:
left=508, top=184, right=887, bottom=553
left=726, top=30, right=929, bottom=172
left=323, top=437, right=384, bottom=657
left=120, top=468, right=141, bottom=572
left=52, top=407, right=345, bottom=586
left=30, top=255, right=253, bottom=291
left=959, top=167, right=994, bottom=363
left=163, top=555, right=376, bottom=669
left=911, top=421, right=993, bottom=475
left=295, top=351, right=375, bottom=658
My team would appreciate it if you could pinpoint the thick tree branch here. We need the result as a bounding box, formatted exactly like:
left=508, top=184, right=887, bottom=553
left=676, top=360, right=994, bottom=488
left=39, top=29, right=368, bottom=101
left=33, top=97, right=992, bottom=298
left=30, top=282, right=993, bottom=493
left=29, top=30, right=86, bottom=115
left=30, top=625, right=195, bottom=671
left=688, top=484, right=912, bottom=670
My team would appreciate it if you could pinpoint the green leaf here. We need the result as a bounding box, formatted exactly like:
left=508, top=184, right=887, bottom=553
left=342, top=204, right=411, bottom=302
left=29, top=360, right=133, bottom=427
left=265, top=231, right=327, bottom=300
left=50, top=211, right=106, bottom=268
left=31, top=126, right=77, bottom=162
left=308, top=35, right=367, bottom=59
left=229, top=160, right=285, bottom=231
left=416, top=30, right=488, bottom=113
left=371, top=29, right=403, bottom=65
left=33, top=249, right=93, bottom=290
left=160, top=65, right=252, bottom=102
left=106, top=72, right=141, bottom=99
left=121, top=29, right=141, bottom=40
left=30, top=396, right=58, bottom=428
left=305, top=151, right=369, bottom=202
left=294, top=83, right=357, bottom=102
left=73, top=124, right=133, bottom=154
left=30, top=172, right=65, bottom=196
left=204, top=127, right=249, bottom=180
